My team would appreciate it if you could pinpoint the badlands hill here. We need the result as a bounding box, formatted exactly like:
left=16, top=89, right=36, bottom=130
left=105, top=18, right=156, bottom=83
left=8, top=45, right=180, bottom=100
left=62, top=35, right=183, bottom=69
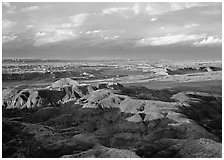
left=2, top=78, right=222, bottom=158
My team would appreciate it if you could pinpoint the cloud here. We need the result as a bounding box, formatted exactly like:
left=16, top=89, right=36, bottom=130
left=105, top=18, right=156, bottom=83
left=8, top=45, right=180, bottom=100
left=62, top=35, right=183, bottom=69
left=102, top=3, right=140, bottom=18
left=184, top=23, right=199, bottom=28
left=2, top=19, right=16, bottom=30
left=193, top=36, right=222, bottom=46
left=21, top=6, right=40, bottom=12
left=144, top=2, right=211, bottom=16
left=144, top=4, right=162, bottom=15
left=33, top=13, right=88, bottom=46
left=92, top=30, right=103, bottom=33
left=150, top=17, right=157, bottom=22
left=135, top=34, right=207, bottom=46
left=33, top=29, right=77, bottom=46
left=60, top=23, right=72, bottom=28
left=35, top=13, right=88, bottom=34
left=86, top=30, right=103, bottom=34
left=3, top=19, right=17, bottom=35
left=101, top=3, right=213, bottom=18
left=103, top=7, right=130, bottom=15
left=27, top=25, right=34, bottom=29
left=3, top=35, right=17, bottom=43
left=132, top=3, right=140, bottom=15
left=3, top=2, right=17, bottom=14
left=104, top=35, right=119, bottom=40
left=170, top=2, right=202, bottom=11
left=200, top=8, right=221, bottom=15
left=69, top=13, right=89, bottom=27
left=35, top=32, right=46, bottom=37
left=83, top=30, right=122, bottom=41
left=3, top=2, right=11, bottom=7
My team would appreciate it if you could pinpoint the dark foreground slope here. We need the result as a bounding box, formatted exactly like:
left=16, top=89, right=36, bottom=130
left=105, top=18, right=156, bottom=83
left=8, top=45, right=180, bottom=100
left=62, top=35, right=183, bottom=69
left=2, top=79, right=222, bottom=158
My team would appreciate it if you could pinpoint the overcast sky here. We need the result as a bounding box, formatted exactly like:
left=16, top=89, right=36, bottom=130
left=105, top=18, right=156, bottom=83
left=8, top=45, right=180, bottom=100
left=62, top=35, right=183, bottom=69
left=2, top=2, right=222, bottom=60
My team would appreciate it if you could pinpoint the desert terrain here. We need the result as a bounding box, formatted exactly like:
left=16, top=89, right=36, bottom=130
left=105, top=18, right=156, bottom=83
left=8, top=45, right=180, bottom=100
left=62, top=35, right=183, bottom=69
left=2, top=59, right=222, bottom=158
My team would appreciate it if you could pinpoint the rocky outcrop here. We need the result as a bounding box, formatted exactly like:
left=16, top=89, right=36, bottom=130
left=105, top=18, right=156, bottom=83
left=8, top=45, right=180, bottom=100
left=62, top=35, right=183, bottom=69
left=3, top=78, right=96, bottom=109
left=80, top=89, right=123, bottom=109
left=51, top=78, right=79, bottom=89
left=51, top=78, right=97, bottom=100
left=7, top=89, right=33, bottom=109
left=2, top=88, right=20, bottom=109
left=5, top=89, right=66, bottom=109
